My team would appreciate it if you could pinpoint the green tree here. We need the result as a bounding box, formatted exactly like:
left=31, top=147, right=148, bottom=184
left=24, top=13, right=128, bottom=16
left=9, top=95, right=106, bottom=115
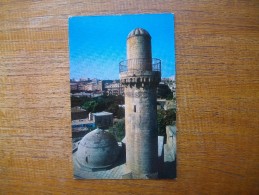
left=82, top=100, right=97, bottom=112
left=166, top=92, right=175, bottom=100
left=109, top=119, right=125, bottom=142
left=71, top=96, right=90, bottom=107
left=107, top=103, right=119, bottom=115
left=157, top=84, right=171, bottom=99
left=117, top=107, right=125, bottom=119
left=80, top=95, right=125, bottom=117
left=157, top=108, right=176, bottom=136
left=157, top=110, right=166, bottom=136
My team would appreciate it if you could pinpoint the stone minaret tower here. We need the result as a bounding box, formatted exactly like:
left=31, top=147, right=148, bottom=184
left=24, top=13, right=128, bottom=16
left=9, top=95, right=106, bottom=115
left=119, top=28, right=161, bottom=179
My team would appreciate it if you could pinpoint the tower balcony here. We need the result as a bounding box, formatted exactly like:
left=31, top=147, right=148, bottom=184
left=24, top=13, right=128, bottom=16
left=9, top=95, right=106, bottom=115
left=119, top=58, right=161, bottom=74
left=119, top=58, right=161, bottom=87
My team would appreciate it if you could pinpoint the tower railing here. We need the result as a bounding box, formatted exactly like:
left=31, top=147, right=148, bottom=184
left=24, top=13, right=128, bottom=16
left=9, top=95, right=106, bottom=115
left=119, top=58, right=161, bottom=74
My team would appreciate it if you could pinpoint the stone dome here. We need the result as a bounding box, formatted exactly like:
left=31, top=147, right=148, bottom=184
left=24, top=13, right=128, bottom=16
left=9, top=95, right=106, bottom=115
left=76, top=128, right=120, bottom=169
left=127, top=28, right=151, bottom=39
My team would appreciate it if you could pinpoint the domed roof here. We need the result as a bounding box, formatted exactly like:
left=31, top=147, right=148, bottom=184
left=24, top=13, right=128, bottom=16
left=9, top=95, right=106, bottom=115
left=127, top=28, right=151, bottom=39
left=79, top=128, right=118, bottom=148
left=76, top=128, right=120, bottom=169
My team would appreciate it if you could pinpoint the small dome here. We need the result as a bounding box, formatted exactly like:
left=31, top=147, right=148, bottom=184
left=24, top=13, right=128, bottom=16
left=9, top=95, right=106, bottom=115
left=127, top=28, right=151, bottom=39
left=76, top=128, right=120, bottom=169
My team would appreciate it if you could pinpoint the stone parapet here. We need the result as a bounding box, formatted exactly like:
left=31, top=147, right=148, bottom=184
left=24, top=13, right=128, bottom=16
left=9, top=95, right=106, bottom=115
left=120, top=71, right=161, bottom=87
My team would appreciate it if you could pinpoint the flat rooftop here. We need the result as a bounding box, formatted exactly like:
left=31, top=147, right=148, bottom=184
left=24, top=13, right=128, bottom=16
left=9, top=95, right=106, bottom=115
left=93, top=111, right=113, bottom=116
left=72, top=118, right=92, bottom=125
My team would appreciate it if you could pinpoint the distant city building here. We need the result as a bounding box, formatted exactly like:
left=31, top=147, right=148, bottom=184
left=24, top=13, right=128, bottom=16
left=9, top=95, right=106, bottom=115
left=79, top=78, right=88, bottom=81
left=81, top=81, right=98, bottom=91
left=98, top=80, right=104, bottom=92
left=105, top=81, right=124, bottom=95
left=70, top=83, right=78, bottom=91
left=77, top=83, right=86, bottom=91
left=71, top=92, right=102, bottom=98
left=70, top=79, right=102, bottom=92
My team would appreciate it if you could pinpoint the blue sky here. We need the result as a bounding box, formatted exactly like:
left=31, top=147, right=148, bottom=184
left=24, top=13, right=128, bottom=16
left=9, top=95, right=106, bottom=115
left=69, top=13, right=175, bottom=80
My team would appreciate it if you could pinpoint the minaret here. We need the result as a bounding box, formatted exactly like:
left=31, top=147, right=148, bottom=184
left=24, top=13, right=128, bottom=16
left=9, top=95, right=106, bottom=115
left=119, top=28, right=161, bottom=179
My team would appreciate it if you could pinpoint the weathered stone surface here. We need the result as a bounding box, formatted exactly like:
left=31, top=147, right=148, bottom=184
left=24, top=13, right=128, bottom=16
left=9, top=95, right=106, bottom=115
left=121, top=28, right=161, bottom=179
left=76, top=128, right=120, bottom=169
left=127, top=29, right=152, bottom=68
left=164, top=126, right=176, bottom=162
